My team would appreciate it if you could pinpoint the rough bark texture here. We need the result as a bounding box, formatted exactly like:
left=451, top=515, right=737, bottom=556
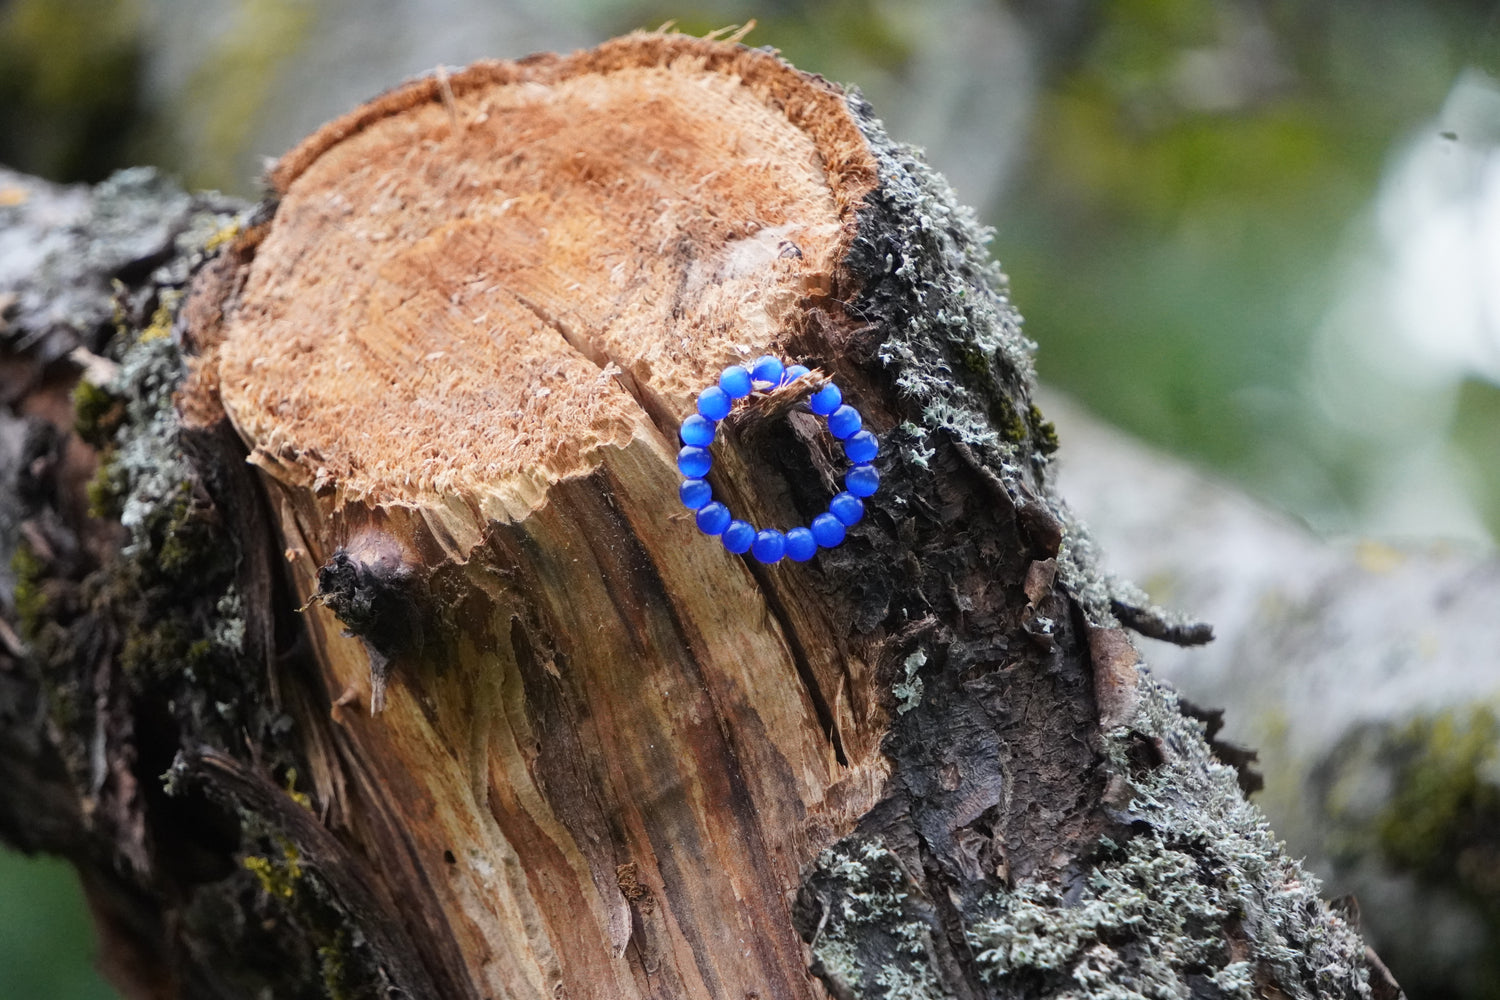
left=1, top=33, right=1402, bottom=1000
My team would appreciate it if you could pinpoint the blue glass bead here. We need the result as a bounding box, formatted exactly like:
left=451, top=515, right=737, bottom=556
left=785, top=364, right=811, bottom=383
left=680, top=414, right=716, bottom=447
left=751, top=529, right=787, bottom=564
left=677, top=446, right=711, bottom=478
left=809, top=383, right=842, bottom=415
left=720, top=365, right=753, bottom=399
left=679, top=478, right=712, bottom=509
left=810, top=512, right=846, bottom=548
left=695, top=502, right=731, bottom=535
left=722, top=520, right=755, bottom=554
left=697, top=385, right=732, bottom=421
left=751, top=355, right=785, bottom=386
left=784, top=526, right=817, bottom=562
left=845, top=465, right=879, bottom=498
left=827, top=404, right=861, bottom=440
left=844, top=430, right=878, bottom=464
left=830, top=492, right=864, bottom=525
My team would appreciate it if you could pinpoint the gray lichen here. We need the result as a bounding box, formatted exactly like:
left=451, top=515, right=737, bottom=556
left=804, top=680, right=1376, bottom=1000
left=841, top=90, right=1119, bottom=633
left=845, top=93, right=1037, bottom=472
left=5, top=165, right=401, bottom=999
left=797, top=90, right=1383, bottom=1000
left=0, top=166, right=200, bottom=364
left=893, top=649, right=926, bottom=715
left=965, top=680, right=1373, bottom=998
left=10, top=168, right=262, bottom=744
left=802, top=837, right=952, bottom=1000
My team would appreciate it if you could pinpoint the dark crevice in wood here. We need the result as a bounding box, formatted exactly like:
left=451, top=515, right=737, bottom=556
left=748, top=558, right=850, bottom=767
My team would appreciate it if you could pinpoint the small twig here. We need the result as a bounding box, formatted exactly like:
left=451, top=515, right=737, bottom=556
left=1110, top=598, right=1215, bottom=647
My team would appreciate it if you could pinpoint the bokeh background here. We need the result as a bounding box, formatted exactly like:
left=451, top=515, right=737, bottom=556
left=2, top=1, right=1497, bottom=997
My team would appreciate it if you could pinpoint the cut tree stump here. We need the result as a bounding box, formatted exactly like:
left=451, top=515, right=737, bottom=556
left=1, top=32, right=1404, bottom=1000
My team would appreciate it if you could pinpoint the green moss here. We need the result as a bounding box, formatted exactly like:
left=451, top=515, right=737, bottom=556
left=152, top=484, right=211, bottom=578
left=243, top=839, right=304, bottom=901
left=85, top=457, right=124, bottom=520
left=952, top=339, right=991, bottom=378
left=1375, top=708, right=1500, bottom=876
left=987, top=393, right=1028, bottom=444
left=46, top=239, right=251, bottom=725
left=0, top=0, right=146, bottom=181
left=317, top=931, right=355, bottom=1000
left=71, top=379, right=123, bottom=448
left=1317, top=707, right=1500, bottom=998
left=1028, top=403, right=1060, bottom=455
left=10, top=542, right=49, bottom=638
left=11, top=170, right=389, bottom=997
left=119, top=615, right=182, bottom=676
left=1322, top=707, right=1500, bottom=926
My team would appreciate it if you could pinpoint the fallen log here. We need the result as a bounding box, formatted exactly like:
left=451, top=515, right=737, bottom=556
left=1, top=32, right=1401, bottom=1000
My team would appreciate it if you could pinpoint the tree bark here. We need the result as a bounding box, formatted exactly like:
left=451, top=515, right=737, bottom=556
left=1, top=32, right=1402, bottom=1000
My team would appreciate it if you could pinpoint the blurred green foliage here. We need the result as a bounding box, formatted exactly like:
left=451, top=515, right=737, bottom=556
left=1453, top=376, right=1500, bottom=538
left=629, top=0, right=917, bottom=87
left=0, top=850, right=116, bottom=1000
left=0, top=0, right=150, bottom=182
left=167, top=0, right=312, bottom=191
left=993, top=0, right=1496, bottom=533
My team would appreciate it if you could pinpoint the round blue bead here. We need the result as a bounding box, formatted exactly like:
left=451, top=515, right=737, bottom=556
left=680, top=414, right=716, bottom=447
left=751, top=529, right=787, bottom=564
left=722, top=520, right=755, bottom=554
left=679, top=478, right=713, bottom=509
left=844, top=430, right=879, bottom=464
left=695, top=502, right=731, bottom=535
left=697, top=385, right=732, bottom=421
left=810, top=512, right=846, bottom=548
left=720, top=365, right=753, bottom=399
left=827, top=404, right=861, bottom=440
left=809, top=383, right=842, bottom=415
left=830, top=492, right=865, bottom=525
left=677, top=446, right=711, bottom=478
left=784, top=527, right=817, bottom=561
left=785, top=364, right=811, bottom=383
left=845, top=465, right=880, bottom=498
left=751, top=355, right=785, bottom=386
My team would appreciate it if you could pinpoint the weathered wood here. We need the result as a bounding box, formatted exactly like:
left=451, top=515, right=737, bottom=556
left=1, top=33, right=1403, bottom=1000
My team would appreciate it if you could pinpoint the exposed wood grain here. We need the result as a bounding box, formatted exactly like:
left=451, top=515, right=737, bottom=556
left=185, top=32, right=892, bottom=1000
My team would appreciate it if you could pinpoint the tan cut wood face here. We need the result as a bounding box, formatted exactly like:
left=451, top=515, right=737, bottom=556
left=218, top=36, right=873, bottom=518
left=199, top=34, right=893, bottom=1000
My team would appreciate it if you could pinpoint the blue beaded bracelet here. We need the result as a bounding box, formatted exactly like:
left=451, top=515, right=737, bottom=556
left=678, top=357, right=879, bottom=564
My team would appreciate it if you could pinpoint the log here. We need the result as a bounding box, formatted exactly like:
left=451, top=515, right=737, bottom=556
left=2, top=32, right=1402, bottom=1000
